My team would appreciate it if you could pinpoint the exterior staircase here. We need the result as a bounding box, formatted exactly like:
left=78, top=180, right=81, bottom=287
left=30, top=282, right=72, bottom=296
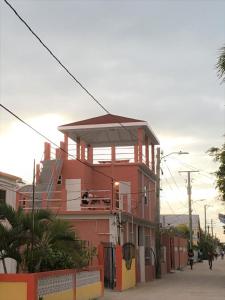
left=19, top=159, right=63, bottom=209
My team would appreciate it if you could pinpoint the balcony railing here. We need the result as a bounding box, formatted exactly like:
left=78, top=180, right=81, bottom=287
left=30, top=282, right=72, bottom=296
left=17, top=188, right=135, bottom=213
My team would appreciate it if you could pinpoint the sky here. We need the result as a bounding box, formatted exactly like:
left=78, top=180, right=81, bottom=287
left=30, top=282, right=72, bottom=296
left=0, top=0, right=225, bottom=240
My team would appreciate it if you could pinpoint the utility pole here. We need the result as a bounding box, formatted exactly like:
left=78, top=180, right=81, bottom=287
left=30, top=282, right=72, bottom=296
left=204, top=205, right=207, bottom=234
left=211, top=219, right=214, bottom=237
left=155, top=150, right=188, bottom=278
left=207, top=225, right=210, bottom=235
left=31, top=159, right=35, bottom=273
left=155, top=147, right=161, bottom=279
left=179, top=170, right=198, bottom=250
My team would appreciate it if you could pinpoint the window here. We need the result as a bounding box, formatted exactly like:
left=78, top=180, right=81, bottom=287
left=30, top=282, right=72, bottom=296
left=0, top=189, right=6, bottom=204
left=57, top=175, right=62, bottom=185
left=144, top=185, right=148, bottom=205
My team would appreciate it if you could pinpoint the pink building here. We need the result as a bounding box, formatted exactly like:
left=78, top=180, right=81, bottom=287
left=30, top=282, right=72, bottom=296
left=17, top=114, right=159, bottom=286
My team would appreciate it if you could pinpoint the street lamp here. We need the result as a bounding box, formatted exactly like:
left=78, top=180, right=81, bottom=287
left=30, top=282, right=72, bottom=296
left=155, top=149, right=189, bottom=278
left=160, top=151, right=189, bottom=161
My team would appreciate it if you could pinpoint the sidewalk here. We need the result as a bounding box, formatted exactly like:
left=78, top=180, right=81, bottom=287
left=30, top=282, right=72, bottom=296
left=103, top=259, right=225, bottom=300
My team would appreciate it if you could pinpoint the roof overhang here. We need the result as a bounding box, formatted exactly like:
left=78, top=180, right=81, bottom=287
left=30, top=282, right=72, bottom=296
left=58, top=122, right=159, bottom=147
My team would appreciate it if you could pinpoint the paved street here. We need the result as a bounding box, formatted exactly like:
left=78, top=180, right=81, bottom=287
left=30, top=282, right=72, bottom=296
left=103, top=259, right=225, bottom=300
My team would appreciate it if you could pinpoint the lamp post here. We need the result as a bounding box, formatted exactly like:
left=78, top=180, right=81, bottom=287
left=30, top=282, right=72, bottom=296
left=155, top=150, right=189, bottom=278
left=204, top=204, right=212, bottom=235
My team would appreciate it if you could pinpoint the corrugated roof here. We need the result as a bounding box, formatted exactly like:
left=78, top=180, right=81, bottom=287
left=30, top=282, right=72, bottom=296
left=0, top=171, right=21, bottom=182
left=60, top=114, right=145, bottom=127
left=160, top=214, right=200, bottom=228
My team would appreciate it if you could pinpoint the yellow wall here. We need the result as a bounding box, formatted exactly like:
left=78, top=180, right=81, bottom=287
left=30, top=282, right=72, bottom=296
left=0, top=282, right=27, bottom=300
left=122, top=258, right=136, bottom=290
left=42, top=289, right=74, bottom=300
left=76, top=282, right=102, bottom=300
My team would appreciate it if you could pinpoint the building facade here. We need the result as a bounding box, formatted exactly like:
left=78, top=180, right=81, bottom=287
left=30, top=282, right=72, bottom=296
left=0, top=171, right=22, bottom=273
left=17, top=114, right=160, bottom=284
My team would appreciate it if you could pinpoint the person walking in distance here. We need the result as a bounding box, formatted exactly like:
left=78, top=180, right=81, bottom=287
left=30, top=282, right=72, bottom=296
left=188, top=249, right=194, bottom=270
left=208, top=250, right=214, bottom=270
left=220, top=250, right=224, bottom=259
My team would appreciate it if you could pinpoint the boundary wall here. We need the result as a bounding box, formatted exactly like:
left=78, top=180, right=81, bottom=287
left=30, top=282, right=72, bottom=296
left=0, top=267, right=103, bottom=300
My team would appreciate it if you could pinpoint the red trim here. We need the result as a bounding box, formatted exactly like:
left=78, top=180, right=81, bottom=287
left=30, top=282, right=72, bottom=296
left=27, top=275, right=36, bottom=300
left=115, top=245, right=122, bottom=292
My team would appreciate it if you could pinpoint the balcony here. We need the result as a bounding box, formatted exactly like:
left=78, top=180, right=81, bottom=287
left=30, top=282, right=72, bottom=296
left=17, top=188, right=133, bottom=213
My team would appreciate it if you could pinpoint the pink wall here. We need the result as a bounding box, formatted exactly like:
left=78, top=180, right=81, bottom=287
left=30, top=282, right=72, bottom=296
left=69, top=218, right=110, bottom=248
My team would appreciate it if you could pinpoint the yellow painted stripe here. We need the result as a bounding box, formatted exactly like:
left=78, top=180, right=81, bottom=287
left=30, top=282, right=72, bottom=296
left=76, top=282, right=102, bottom=300
left=42, top=289, right=74, bottom=300
left=122, top=258, right=136, bottom=290
left=0, top=282, right=27, bottom=300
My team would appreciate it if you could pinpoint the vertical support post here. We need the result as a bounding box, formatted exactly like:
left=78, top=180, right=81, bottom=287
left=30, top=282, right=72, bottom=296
left=138, top=128, right=143, bottom=163
left=211, top=219, right=214, bottom=237
left=155, top=147, right=161, bottom=278
left=87, top=145, right=93, bottom=163
left=44, top=142, right=51, bottom=160
left=60, top=141, right=65, bottom=160
left=81, top=141, right=86, bottom=161
left=111, top=179, right=114, bottom=211
left=179, top=170, right=198, bottom=250
left=31, top=159, right=35, bottom=273
left=187, top=172, right=193, bottom=250
left=111, top=145, right=116, bottom=163
left=76, top=137, right=80, bottom=160
left=36, top=163, right=40, bottom=184
left=204, top=205, right=207, bottom=234
left=64, top=134, right=68, bottom=160
left=151, top=144, right=155, bottom=172
left=145, top=136, right=149, bottom=167
left=115, top=245, right=122, bottom=292
left=134, top=145, right=138, bottom=163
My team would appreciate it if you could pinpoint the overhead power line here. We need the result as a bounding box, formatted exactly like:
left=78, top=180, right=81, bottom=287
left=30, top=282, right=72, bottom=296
left=3, top=0, right=135, bottom=143
left=3, top=0, right=109, bottom=115
left=0, top=104, right=113, bottom=181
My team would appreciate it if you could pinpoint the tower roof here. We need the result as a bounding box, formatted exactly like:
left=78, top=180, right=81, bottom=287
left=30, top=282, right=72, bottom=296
left=58, top=114, right=159, bottom=147
left=60, top=114, right=145, bottom=127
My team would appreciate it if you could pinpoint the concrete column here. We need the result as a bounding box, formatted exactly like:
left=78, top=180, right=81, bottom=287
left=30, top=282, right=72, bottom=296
left=44, top=142, right=51, bottom=160
left=60, top=141, right=66, bottom=160
left=138, top=128, right=143, bottom=163
left=36, top=164, right=40, bottom=184
left=76, top=137, right=80, bottom=160
left=151, top=144, right=155, bottom=172
left=134, top=145, right=138, bottom=163
left=111, top=145, right=116, bottom=163
left=87, top=145, right=93, bottom=163
left=64, top=134, right=68, bottom=160
left=145, top=135, right=149, bottom=167
left=81, top=141, right=86, bottom=161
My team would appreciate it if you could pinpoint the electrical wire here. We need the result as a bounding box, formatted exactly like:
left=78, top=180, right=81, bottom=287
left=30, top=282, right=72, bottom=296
left=162, top=160, right=187, bottom=209
left=0, top=103, right=114, bottom=182
left=3, top=0, right=136, bottom=144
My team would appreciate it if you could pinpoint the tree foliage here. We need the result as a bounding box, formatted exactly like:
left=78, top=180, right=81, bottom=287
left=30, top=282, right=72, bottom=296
left=198, top=230, right=221, bottom=259
left=0, top=203, right=95, bottom=273
left=216, top=46, right=225, bottom=83
left=208, top=143, right=225, bottom=201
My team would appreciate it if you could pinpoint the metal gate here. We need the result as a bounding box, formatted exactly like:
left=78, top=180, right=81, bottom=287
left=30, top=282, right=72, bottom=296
left=103, top=242, right=116, bottom=289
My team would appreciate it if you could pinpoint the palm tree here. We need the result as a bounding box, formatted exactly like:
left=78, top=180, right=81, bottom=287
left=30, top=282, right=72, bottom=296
left=0, top=203, right=52, bottom=273
left=216, top=46, right=225, bottom=83
left=0, top=203, right=94, bottom=273
left=0, top=205, right=26, bottom=273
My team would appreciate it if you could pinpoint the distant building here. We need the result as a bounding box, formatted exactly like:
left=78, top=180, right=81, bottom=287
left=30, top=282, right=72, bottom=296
left=160, top=214, right=201, bottom=246
left=0, top=171, right=22, bottom=273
